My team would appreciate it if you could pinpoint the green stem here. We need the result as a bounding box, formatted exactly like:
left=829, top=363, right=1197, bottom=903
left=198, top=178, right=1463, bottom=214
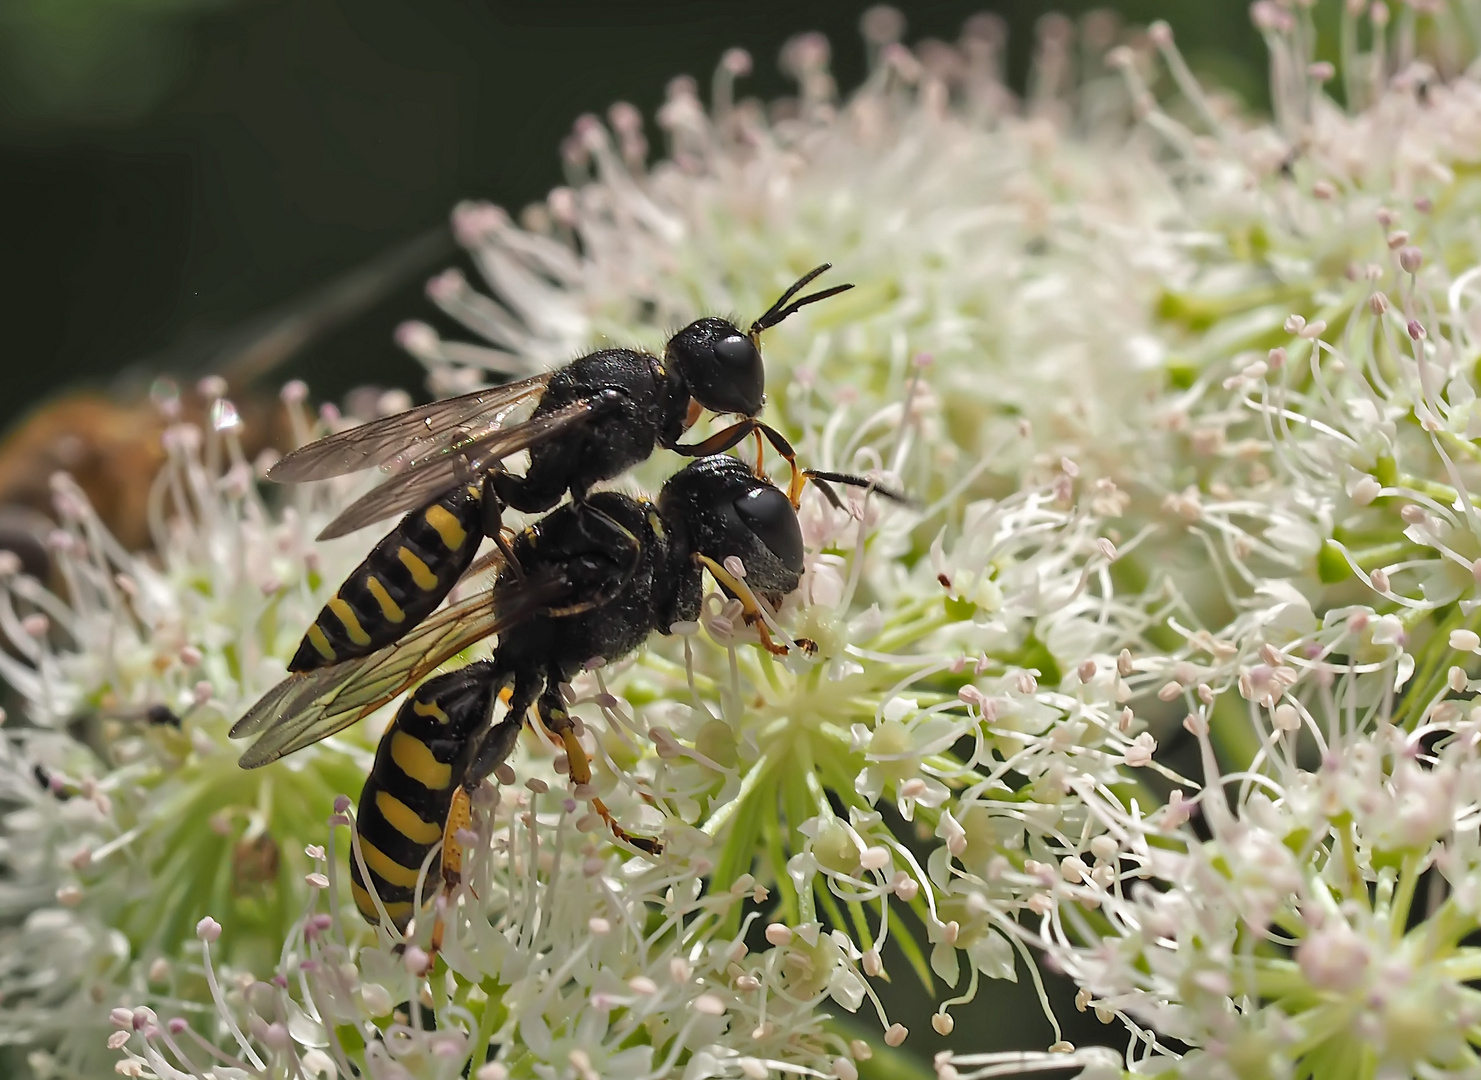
left=1337, top=820, right=1368, bottom=909
left=1387, top=854, right=1422, bottom=944
left=1395, top=605, right=1478, bottom=730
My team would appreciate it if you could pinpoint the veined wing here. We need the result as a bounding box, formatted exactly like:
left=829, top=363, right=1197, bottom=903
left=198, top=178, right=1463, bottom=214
left=267, top=374, right=552, bottom=483
left=314, top=395, right=606, bottom=540
left=232, top=566, right=573, bottom=767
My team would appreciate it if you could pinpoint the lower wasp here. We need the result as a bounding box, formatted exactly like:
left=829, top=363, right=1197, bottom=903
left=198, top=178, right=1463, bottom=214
left=233, top=454, right=896, bottom=933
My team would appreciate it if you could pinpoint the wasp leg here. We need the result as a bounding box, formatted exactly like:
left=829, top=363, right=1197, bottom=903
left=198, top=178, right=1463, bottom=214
left=430, top=682, right=516, bottom=957
left=694, top=553, right=816, bottom=656
left=428, top=704, right=525, bottom=955
left=755, top=423, right=804, bottom=507
left=464, top=530, right=518, bottom=580
left=490, top=389, right=630, bottom=513
left=490, top=444, right=579, bottom=514
left=479, top=475, right=524, bottom=580
left=671, top=418, right=757, bottom=459
left=672, top=418, right=805, bottom=502
left=537, top=686, right=661, bottom=855
left=430, top=784, right=473, bottom=957
left=439, top=787, right=473, bottom=889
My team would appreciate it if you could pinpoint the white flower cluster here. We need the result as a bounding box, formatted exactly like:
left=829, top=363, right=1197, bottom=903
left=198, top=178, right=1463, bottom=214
left=1014, top=0, right=1481, bottom=1072
left=45, top=2, right=1481, bottom=1080
left=0, top=380, right=386, bottom=1079
left=111, top=787, right=864, bottom=1080
left=110, top=9, right=1186, bottom=1078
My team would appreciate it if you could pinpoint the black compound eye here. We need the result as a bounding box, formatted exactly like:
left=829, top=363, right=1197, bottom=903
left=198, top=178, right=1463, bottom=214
left=669, top=319, right=766, bottom=415
left=734, top=487, right=804, bottom=574
left=715, top=334, right=760, bottom=368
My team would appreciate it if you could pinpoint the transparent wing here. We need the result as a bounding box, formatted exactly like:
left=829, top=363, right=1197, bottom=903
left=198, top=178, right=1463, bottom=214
left=314, top=395, right=604, bottom=540
left=231, top=567, right=575, bottom=767
left=267, top=375, right=553, bottom=483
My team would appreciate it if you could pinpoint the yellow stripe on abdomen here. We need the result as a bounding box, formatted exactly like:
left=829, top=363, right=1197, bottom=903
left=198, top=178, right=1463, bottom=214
left=397, top=547, right=439, bottom=591
left=327, top=597, right=372, bottom=646
left=359, top=837, right=423, bottom=889
left=374, top=789, right=444, bottom=845
left=351, top=879, right=414, bottom=927
left=306, top=623, right=336, bottom=661
left=424, top=504, right=468, bottom=551
left=365, top=575, right=406, bottom=623
left=390, top=731, right=452, bottom=789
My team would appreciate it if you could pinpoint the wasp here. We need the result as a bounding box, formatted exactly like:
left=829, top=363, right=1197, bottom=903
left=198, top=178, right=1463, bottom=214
left=232, top=454, right=876, bottom=931
left=270, top=264, right=854, bottom=673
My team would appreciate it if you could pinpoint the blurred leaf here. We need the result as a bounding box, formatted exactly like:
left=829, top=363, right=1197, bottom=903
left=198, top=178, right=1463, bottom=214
left=0, top=0, right=238, bottom=124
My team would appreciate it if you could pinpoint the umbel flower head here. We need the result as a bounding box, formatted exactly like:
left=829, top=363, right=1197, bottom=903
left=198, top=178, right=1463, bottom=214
left=0, top=1, right=1461, bottom=1079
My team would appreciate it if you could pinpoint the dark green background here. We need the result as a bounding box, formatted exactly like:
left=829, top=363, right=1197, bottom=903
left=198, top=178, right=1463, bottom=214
left=0, top=0, right=1263, bottom=429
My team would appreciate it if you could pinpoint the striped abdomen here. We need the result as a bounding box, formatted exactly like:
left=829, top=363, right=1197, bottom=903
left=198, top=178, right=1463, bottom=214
left=290, top=483, right=486, bottom=672
left=350, top=666, right=497, bottom=929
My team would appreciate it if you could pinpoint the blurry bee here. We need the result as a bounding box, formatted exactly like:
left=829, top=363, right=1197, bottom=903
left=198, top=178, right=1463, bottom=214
left=234, top=455, right=891, bottom=932
left=0, top=227, right=452, bottom=562
left=274, top=264, right=857, bottom=675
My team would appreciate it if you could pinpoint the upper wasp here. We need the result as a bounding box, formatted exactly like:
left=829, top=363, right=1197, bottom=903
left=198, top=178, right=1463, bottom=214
left=272, top=265, right=853, bottom=672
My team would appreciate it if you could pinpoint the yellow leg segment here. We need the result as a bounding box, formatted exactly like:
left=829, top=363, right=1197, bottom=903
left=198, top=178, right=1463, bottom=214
left=547, top=717, right=661, bottom=856
left=440, top=786, right=472, bottom=891
left=431, top=785, right=473, bottom=958
left=695, top=554, right=815, bottom=656
left=787, top=463, right=807, bottom=508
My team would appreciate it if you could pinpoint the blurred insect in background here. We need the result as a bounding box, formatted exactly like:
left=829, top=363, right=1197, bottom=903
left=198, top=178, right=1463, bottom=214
left=0, top=228, right=453, bottom=897
left=0, top=227, right=452, bottom=572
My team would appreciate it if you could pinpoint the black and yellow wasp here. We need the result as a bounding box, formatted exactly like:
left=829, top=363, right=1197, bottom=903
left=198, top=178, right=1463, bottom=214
left=271, top=265, right=853, bottom=675
left=231, top=454, right=823, bottom=931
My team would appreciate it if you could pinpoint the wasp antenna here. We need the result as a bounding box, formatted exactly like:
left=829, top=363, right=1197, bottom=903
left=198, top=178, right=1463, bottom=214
left=803, top=469, right=912, bottom=506
left=757, top=263, right=831, bottom=322
left=752, top=264, right=852, bottom=334
left=808, top=476, right=847, bottom=511
left=753, top=283, right=855, bottom=334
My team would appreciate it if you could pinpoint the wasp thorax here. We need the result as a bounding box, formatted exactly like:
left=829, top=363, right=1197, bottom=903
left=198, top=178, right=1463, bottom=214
left=667, top=316, right=765, bottom=416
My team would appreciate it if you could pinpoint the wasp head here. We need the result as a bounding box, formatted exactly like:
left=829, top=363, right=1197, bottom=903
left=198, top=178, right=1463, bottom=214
left=666, top=264, right=854, bottom=421
left=666, top=316, right=766, bottom=417
left=660, top=455, right=804, bottom=603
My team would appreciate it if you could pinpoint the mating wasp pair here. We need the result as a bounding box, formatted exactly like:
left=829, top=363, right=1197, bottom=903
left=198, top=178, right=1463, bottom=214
left=231, top=265, right=893, bottom=933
